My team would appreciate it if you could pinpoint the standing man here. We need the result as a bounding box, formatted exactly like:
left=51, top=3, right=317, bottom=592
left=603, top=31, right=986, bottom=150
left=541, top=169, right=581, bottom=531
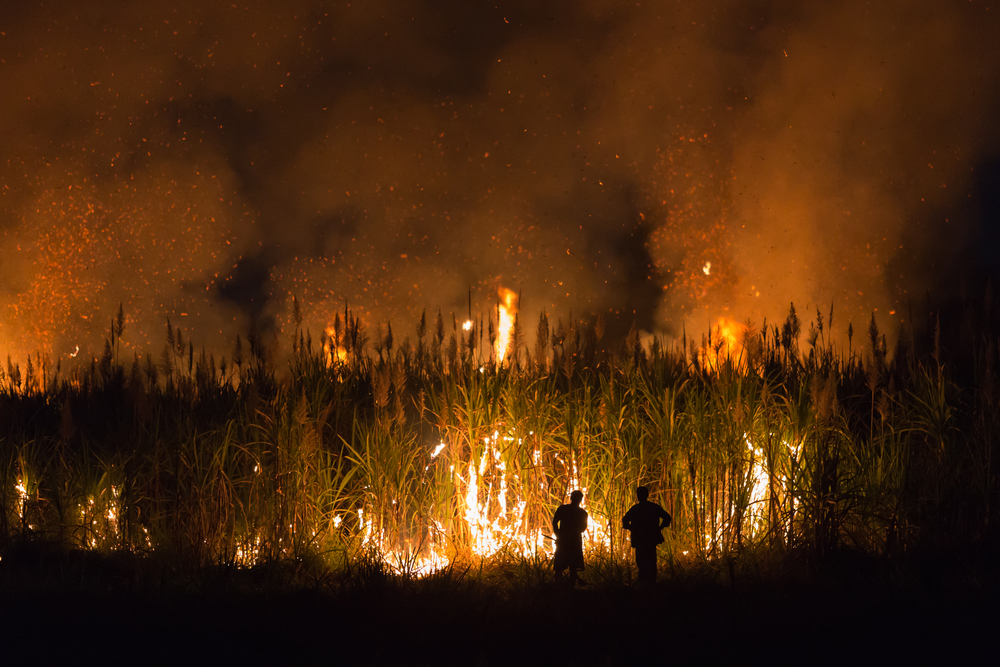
left=622, top=485, right=672, bottom=584
left=552, top=490, right=588, bottom=586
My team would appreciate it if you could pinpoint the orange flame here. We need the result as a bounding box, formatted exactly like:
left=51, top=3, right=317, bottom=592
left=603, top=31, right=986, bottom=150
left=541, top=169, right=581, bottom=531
left=495, top=287, right=518, bottom=363
left=353, top=428, right=612, bottom=576
left=698, top=317, right=745, bottom=371
left=323, top=326, right=348, bottom=365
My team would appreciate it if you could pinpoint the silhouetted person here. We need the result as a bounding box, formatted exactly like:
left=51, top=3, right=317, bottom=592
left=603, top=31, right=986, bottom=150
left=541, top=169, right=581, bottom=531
left=622, top=485, right=671, bottom=584
left=552, top=490, right=588, bottom=586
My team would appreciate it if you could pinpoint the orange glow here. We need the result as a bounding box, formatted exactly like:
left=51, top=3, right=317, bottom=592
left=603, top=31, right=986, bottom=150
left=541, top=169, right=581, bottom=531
left=698, top=316, right=745, bottom=371
left=495, top=287, right=518, bottom=363
left=357, top=428, right=612, bottom=576
left=323, top=326, right=348, bottom=365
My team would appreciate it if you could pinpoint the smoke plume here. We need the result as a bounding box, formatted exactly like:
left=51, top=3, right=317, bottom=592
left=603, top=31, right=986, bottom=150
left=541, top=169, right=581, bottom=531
left=1, top=0, right=998, bottom=361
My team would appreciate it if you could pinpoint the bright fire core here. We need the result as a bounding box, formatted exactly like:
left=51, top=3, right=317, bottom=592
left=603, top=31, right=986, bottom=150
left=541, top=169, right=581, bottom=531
left=495, top=287, right=518, bottom=363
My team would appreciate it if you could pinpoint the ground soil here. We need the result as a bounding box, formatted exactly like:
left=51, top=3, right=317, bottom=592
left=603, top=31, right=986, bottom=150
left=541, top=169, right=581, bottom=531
left=1, top=547, right=997, bottom=665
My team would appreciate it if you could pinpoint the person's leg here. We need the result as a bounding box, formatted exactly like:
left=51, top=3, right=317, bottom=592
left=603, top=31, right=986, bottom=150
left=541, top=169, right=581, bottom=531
left=554, top=549, right=567, bottom=581
left=571, top=549, right=586, bottom=586
left=635, top=546, right=657, bottom=584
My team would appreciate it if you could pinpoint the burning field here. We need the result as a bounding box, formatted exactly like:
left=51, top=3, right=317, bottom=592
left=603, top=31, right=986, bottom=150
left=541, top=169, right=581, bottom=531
left=0, top=297, right=999, bottom=663
left=0, top=295, right=997, bottom=576
left=1, top=1, right=1000, bottom=657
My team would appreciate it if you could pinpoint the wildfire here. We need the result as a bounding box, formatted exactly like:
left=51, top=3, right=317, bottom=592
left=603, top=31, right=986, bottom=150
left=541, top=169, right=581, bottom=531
left=323, top=326, right=348, bottom=365
left=495, top=287, right=518, bottom=363
left=352, top=427, right=612, bottom=576
left=698, top=316, right=744, bottom=371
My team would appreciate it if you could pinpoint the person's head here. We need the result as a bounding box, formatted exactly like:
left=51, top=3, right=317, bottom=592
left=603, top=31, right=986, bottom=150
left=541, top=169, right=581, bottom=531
left=570, top=490, right=584, bottom=505
left=636, top=485, right=649, bottom=501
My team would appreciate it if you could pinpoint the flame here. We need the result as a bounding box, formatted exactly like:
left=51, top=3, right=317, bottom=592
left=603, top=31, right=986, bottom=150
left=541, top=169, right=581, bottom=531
left=15, top=477, right=28, bottom=519
left=323, top=326, right=348, bottom=365
left=351, top=428, right=612, bottom=576
left=495, top=287, right=518, bottom=363
left=697, top=316, right=744, bottom=371
left=76, top=484, right=139, bottom=551
left=358, top=424, right=798, bottom=569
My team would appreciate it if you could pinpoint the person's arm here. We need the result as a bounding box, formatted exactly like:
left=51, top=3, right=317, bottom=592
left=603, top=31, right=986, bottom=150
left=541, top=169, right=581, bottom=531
left=659, top=505, right=672, bottom=530
left=552, top=508, right=561, bottom=536
left=622, top=507, right=631, bottom=531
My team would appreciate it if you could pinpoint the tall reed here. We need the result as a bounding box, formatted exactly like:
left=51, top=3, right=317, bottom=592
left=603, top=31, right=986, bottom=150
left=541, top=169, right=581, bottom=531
left=0, top=300, right=996, bottom=577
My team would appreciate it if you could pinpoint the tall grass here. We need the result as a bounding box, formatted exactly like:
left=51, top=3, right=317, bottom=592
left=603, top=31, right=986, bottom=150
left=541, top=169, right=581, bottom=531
left=0, top=300, right=997, bottom=577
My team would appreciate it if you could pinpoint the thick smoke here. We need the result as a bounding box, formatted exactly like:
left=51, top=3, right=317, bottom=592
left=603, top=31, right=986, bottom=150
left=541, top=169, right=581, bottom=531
left=1, top=0, right=998, bottom=361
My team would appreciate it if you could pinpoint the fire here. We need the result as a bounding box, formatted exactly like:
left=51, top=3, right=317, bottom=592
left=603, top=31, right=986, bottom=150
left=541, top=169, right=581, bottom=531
left=354, top=427, right=612, bottom=576
left=15, top=477, right=28, bottom=521
left=323, top=326, right=348, bottom=365
left=700, top=435, right=802, bottom=555
left=697, top=316, right=744, bottom=371
left=495, top=287, right=518, bottom=363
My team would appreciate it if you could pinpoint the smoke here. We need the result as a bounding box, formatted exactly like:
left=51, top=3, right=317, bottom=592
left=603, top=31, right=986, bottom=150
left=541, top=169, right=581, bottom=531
left=1, top=0, right=998, bottom=361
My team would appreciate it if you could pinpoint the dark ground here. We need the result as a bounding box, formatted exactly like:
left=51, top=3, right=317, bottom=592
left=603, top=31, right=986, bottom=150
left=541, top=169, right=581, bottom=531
left=1, top=546, right=997, bottom=665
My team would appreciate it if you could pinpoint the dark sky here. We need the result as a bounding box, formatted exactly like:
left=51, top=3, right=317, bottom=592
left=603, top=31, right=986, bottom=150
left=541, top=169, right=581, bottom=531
left=1, top=0, right=999, bottom=360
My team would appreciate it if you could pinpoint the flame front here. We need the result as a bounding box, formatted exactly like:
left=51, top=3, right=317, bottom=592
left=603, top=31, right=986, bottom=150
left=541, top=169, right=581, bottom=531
left=350, top=427, right=613, bottom=576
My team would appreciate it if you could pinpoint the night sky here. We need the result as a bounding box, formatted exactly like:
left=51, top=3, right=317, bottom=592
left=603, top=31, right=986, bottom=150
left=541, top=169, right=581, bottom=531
left=2, top=0, right=999, bottom=360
